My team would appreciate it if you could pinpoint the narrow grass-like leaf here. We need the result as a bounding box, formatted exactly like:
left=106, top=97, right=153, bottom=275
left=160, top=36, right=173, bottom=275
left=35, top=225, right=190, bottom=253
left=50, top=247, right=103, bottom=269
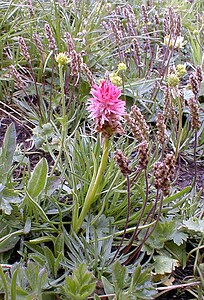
left=0, top=264, right=8, bottom=300
left=11, top=269, right=18, bottom=300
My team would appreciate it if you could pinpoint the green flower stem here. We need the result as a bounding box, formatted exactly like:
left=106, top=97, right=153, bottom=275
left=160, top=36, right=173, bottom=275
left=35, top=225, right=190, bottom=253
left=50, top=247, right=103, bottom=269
left=50, top=64, right=67, bottom=176
left=175, top=96, right=183, bottom=161
left=73, top=138, right=110, bottom=233
left=59, top=64, right=66, bottom=119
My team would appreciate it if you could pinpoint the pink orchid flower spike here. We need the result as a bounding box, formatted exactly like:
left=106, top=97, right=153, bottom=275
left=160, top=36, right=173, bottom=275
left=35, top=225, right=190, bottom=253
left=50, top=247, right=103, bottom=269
left=87, top=80, right=126, bottom=137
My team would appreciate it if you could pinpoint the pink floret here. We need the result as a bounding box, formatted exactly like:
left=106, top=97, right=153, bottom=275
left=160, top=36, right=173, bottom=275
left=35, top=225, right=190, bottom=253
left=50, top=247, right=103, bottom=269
left=87, top=80, right=125, bottom=136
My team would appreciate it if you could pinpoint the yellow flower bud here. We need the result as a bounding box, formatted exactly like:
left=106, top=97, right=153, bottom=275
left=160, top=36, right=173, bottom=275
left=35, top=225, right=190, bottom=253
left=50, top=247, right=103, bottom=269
left=176, top=64, right=186, bottom=77
left=55, top=53, right=70, bottom=66
left=109, top=72, right=122, bottom=86
left=117, top=63, right=127, bottom=71
left=167, top=74, right=180, bottom=87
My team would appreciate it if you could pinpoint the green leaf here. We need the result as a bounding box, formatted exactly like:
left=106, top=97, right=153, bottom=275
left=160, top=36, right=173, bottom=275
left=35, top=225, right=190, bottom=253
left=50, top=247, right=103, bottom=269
left=54, top=233, right=64, bottom=256
left=0, top=233, right=20, bottom=253
left=101, top=276, right=114, bottom=295
left=183, top=217, right=204, bottom=233
left=64, top=263, right=96, bottom=300
left=112, top=261, right=128, bottom=291
left=0, top=187, right=21, bottom=215
left=11, top=269, right=18, bottom=300
left=26, top=158, right=48, bottom=199
left=0, top=264, right=9, bottom=300
left=44, top=246, right=55, bottom=276
left=23, top=217, right=31, bottom=234
left=26, top=261, right=40, bottom=292
left=1, top=123, right=16, bottom=174
left=170, top=230, right=188, bottom=246
left=165, top=241, right=187, bottom=266
left=131, top=265, right=142, bottom=286
left=153, top=255, right=180, bottom=274
left=54, top=252, right=62, bottom=278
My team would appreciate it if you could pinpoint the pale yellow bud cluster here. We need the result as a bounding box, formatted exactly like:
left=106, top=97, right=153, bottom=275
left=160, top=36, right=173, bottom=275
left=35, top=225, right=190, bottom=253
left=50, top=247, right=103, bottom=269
left=167, top=74, right=180, bottom=87
left=164, top=35, right=186, bottom=50
left=176, top=64, right=186, bottom=77
left=109, top=62, right=127, bottom=86
left=55, top=53, right=71, bottom=66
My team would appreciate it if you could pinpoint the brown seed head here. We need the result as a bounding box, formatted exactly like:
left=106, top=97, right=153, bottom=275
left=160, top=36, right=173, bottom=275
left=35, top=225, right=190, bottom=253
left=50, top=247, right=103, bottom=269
left=65, top=32, right=75, bottom=55
left=131, top=105, right=149, bottom=140
left=138, top=140, right=149, bottom=169
left=189, top=74, right=199, bottom=96
left=44, top=23, right=56, bottom=51
left=18, top=36, right=31, bottom=62
left=9, top=65, right=25, bottom=90
left=188, top=96, right=201, bottom=130
left=156, top=112, right=166, bottom=145
left=195, top=65, right=203, bottom=85
left=33, top=33, right=44, bottom=55
left=114, top=149, right=131, bottom=176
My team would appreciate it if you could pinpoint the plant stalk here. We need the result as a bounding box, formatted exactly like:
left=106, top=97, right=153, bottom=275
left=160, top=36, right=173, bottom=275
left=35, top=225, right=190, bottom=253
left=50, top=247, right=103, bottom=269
left=73, top=138, right=110, bottom=233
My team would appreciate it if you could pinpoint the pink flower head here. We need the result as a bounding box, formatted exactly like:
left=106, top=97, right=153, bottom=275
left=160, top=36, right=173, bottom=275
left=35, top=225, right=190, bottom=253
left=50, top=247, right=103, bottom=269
left=87, top=80, right=125, bottom=136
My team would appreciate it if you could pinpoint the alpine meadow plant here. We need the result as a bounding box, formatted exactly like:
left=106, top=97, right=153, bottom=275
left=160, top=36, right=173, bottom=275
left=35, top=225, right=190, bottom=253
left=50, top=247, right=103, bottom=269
left=0, top=0, right=204, bottom=299
left=72, top=79, right=126, bottom=233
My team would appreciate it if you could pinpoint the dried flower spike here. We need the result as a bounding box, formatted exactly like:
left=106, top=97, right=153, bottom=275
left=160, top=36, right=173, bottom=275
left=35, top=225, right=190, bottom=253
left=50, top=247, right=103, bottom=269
left=9, top=65, right=25, bottom=90
left=189, top=74, right=199, bottom=96
left=124, top=114, right=142, bottom=141
left=188, top=96, right=201, bottom=130
left=81, top=63, right=95, bottom=86
left=26, top=0, right=34, bottom=17
left=44, top=23, right=56, bottom=51
left=114, top=149, right=131, bottom=176
left=154, top=153, right=175, bottom=196
left=156, top=112, right=166, bottom=145
left=195, top=65, right=203, bottom=85
left=131, top=105, right=149, bottom=140
left=18, top=36, right=31, bottom=62
left=33, top=33, right=44, bottom=55
left=138, top=140, right=149, bottom=169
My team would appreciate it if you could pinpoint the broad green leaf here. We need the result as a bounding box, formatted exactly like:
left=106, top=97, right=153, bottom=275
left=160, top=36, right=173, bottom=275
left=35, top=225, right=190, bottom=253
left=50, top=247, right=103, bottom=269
left=64, top=263, right=96, bottom=300
left=112, top=261, right=128, bottom=290
left=0, top=188, right=21, bottom=215
left=165, top=241, right=187, bottom=266
left=1, top=123, right=16, bottom=173
left=183, top=217, right=204, bottom=233
left=0, top=234, right=20, bottom=253
left=44, top=246, right=55, bottom=276
left=26, top=158, right=48, bottom=199
left=170, top=231, right=188, bottom=246
left=153, top=255, right=179, bottom=274
left=80, top=283, right=96, bottom=299
left=163, top=186, right=191, bottom=204
left=23, top=217, right=31, bottom=234
left=131, top=265, right=142, bottom=286
left=26, top=261, right=40, bottom=292
left=101, top=276, right=114, bottom=295
left=37, top=267, right=49, bottom=290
